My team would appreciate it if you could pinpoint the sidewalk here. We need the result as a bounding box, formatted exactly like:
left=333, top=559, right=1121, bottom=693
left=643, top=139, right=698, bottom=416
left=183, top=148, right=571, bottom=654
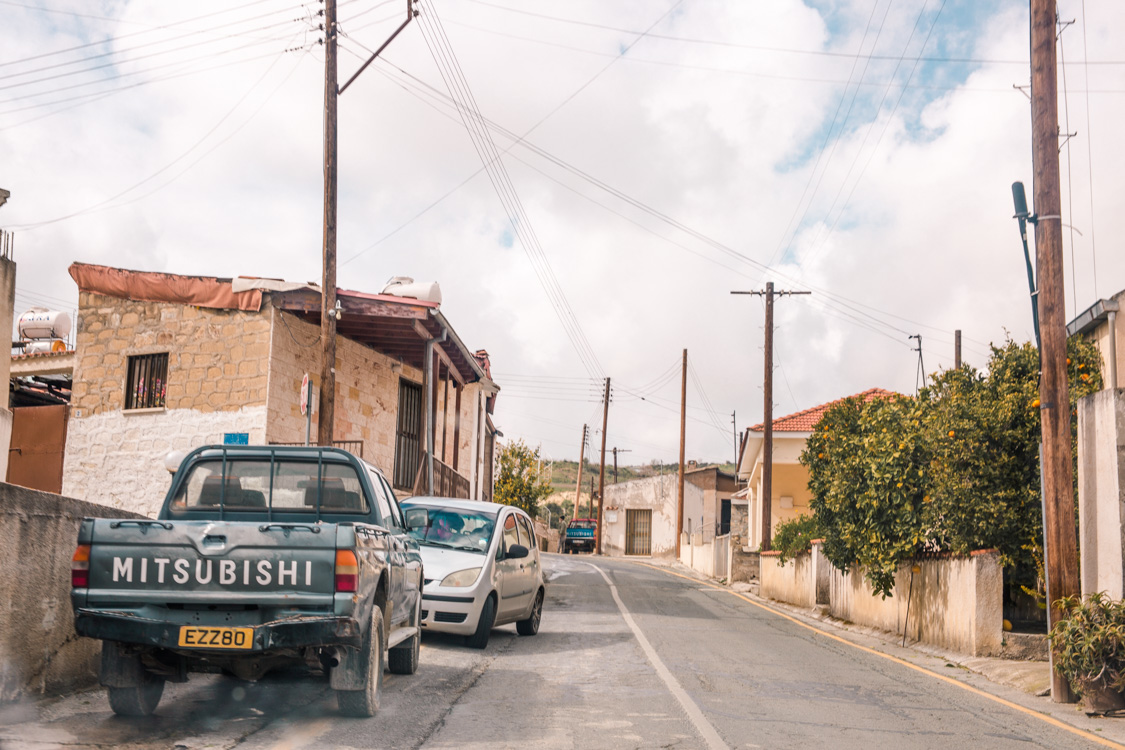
left=631, top=556, right=1125, bottom=748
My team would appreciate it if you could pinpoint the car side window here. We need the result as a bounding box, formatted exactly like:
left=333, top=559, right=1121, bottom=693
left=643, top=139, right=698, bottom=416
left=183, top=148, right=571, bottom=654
left=379, top=475, right=405, bottom=528
left=502, top=514, right=519, bottom=555
left=518, top=516, right=536, bottom=552
left=367, top=470, right=397, bottom=527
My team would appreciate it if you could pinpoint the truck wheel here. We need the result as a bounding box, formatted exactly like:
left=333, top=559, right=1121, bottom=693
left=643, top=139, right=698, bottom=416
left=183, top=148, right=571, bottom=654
left=337, top=608, right=384, bottom=717
left=107, top=672, right=165, bottom=716
left=388, top=596, right=421, bottom=675
left=516, top=589, right=544, bottom=636
left=465, top=595, right=496, bottom=650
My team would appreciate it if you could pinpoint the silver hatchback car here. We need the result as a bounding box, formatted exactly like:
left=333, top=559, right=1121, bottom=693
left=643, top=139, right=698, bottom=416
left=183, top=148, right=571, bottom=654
left=400, top=498, right=545, bottom=649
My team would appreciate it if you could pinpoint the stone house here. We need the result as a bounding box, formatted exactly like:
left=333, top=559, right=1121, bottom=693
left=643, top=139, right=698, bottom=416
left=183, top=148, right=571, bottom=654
left=737, top=388, right=892, bottom=550
left=62, top=263, right=500, bottom=516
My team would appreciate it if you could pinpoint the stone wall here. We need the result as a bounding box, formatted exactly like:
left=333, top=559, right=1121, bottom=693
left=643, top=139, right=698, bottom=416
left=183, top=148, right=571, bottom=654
left=0, top=484, right=142, bottom=702
left=63, top=292, right=271, bottom=514
left=729, top=500, right=759, bottom=582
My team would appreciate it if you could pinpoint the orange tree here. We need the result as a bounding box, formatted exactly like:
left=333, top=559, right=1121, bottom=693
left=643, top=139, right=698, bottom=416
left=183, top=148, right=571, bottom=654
left=493, top=439, right=553, bottom=518
left=802, top=336, right=1102, bottom=598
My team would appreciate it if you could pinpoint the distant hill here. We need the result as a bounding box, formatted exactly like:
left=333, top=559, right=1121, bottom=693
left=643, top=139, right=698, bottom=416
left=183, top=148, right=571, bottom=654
left=541, top=459, right=738, bottom=494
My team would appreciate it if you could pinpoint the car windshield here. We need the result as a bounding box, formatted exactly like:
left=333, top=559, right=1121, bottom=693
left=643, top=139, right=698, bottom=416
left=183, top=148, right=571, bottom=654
left=405, top=505, right=497, bottom=553
left=168, top=458, right=369, bottom=514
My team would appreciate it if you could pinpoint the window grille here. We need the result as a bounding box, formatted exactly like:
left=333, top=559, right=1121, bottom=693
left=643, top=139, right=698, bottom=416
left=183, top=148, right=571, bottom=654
left=393, top=379, right=423, bottom=489
left=125, top=353, right=168, bottom=410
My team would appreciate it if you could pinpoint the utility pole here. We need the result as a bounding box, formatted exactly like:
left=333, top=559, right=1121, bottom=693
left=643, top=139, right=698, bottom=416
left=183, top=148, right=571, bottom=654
left=1031, top=0, right=1079, bottom=704
left=317, top=0, right=339, bottom=447
left=731, top=410, right=738, bottom=468
left=317, top=0, right=415, bottom=447
left=589, top=476, right=595, bottom=518
left=612, top=447, right=632, bottom=483
left=596, top=377, right=610, bottom=554
left=732, top=283, right=810, bottom=550
left=677, top=349, right=687, bottom=558
left=954, top=330, right=962, bottom=368
left=573, top=424, right=587, bottom=519
left=909, top=334, right=927, bottom=393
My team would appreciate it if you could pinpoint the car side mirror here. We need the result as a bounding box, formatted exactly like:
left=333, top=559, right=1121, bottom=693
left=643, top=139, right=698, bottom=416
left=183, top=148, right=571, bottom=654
left=404, top=508, right=429, bottom=531
left=507, top=544, right=529, bottom=560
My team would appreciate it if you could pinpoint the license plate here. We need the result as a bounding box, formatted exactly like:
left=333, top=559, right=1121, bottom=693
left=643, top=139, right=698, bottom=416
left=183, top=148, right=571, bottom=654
left=177, top=626, right=253, bottom=650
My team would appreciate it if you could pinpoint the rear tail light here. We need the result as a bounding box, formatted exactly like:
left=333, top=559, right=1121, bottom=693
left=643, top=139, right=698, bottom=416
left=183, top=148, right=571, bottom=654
left=72, top=544, right=90, bottom=588
left=335, top=550, right=358, bottom=592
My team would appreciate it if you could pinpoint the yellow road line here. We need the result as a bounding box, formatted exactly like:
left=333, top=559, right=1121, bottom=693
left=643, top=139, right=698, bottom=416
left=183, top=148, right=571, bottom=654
left=628, top=560, right=1124, bottom=750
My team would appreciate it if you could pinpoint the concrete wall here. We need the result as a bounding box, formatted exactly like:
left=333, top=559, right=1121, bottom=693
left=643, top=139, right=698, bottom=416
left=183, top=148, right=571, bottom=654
left=0, top=255, right=15, bottom=480
left=1078, top=388, right=1125, bottom=598
left=0, top=483, right=142, bottom=702
left=828, top=549, right=1003, bottom=657
left=602, top=474, right=697, bottom=558
left=679, top=531, right=729, bottom=578
left=760, top=550, right=816, bottom=608
left=758, top=544, right=1002, bottom=657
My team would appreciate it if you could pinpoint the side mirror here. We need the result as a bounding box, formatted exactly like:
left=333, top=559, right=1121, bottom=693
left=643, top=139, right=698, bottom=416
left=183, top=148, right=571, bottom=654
left=507, top=544, right=529, bottom=560
left=404, top=508, right=429, bottom=531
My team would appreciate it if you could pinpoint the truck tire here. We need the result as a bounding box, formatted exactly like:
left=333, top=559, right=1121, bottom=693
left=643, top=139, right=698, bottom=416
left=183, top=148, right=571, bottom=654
left=388, top=596, right=421, bottom=675
left=337, top=608, right=384, bottom=717
left=107, top=672, right=165, bottom=716
left=516, top=589, right=544, bottom=636
left=465, top=595, right=496, bottom=650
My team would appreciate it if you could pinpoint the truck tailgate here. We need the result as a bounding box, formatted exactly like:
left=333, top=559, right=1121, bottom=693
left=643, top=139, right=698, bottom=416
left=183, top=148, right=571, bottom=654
left=84, top=520, right=337, bottom=607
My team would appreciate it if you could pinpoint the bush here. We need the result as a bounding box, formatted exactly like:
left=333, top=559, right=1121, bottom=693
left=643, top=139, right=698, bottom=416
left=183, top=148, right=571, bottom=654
left=1050, top=593, right=1125, bottom=695
left=772, top=514, right=822, bottom=565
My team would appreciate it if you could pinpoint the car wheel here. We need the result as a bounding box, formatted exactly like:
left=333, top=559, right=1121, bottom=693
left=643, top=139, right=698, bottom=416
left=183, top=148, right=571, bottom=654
left=388, top=596, right=421, bottom=675
left=107, top=672, right=165, bottom=716
left=337, top=608, right=384, bottom=717
left=465, top=595, right=496, bottom=650
left=516, top=589, right=544, bottom=636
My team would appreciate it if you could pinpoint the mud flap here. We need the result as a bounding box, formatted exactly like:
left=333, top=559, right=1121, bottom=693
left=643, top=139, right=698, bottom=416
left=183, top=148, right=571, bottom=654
left=99, top=641, right=145, bottom=688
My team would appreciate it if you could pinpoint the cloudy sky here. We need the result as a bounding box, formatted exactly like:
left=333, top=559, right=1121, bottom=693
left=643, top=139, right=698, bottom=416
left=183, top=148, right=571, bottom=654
left=2, top=0, right=1123, bottom=466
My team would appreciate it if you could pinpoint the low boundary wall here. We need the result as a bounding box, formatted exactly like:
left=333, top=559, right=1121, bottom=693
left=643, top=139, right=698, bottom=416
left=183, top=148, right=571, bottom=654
left=0, top=482, right=142, bottom=702
left=759, top=542, right=1003, bottom=657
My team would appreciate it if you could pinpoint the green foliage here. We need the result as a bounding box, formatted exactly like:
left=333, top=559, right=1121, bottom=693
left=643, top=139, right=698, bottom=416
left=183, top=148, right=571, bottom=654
left=801, top=336, right=1104, bottom=598
left=1050, top=593, right=1125, bottom=694
left=772, top=514, right=823, bottom=565
left=493, top=440, right=553, bottom=518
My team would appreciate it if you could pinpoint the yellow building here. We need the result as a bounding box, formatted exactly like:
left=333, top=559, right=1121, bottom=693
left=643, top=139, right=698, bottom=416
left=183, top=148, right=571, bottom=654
left=737, top=388, right=893, bottom=550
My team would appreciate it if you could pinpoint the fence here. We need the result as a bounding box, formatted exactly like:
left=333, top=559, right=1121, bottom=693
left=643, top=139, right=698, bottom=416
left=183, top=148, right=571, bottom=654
left=412, top=452, right=471, bottom=499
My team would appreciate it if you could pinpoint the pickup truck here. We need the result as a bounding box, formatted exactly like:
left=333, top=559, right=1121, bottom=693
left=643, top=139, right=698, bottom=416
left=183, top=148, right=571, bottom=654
left=560, top=518, right=597, bottom=554
left=70, top=445, right=423, bottom=717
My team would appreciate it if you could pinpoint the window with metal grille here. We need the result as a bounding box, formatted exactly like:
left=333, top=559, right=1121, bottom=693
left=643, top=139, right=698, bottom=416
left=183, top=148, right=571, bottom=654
left=393, top=379, right=423, bottom=489
left=124, top=353, right=168, bottom=410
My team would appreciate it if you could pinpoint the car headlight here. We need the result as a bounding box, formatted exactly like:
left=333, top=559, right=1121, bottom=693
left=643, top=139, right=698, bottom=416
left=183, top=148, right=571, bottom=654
left=440, top=568, right=482, bottom=587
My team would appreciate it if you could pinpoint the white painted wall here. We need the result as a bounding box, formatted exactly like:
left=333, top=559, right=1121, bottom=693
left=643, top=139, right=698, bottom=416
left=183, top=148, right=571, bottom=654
left=61, top=405, right=267, bottom=516
left=1078, top=388, right=1125, bottom=598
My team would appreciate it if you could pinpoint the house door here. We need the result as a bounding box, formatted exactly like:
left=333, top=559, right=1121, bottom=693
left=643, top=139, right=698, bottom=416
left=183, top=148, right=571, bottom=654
left=720, top=499, right=731, bottom=535
left=393, top=379, right=423, bottom=491
left=625, top=509, right=652, bottom=556
left=7, top=405, right=69, bottom=494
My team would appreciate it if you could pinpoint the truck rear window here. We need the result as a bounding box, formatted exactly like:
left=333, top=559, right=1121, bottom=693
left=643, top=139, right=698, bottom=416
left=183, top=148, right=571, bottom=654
left=169, top=459, right=368, bottom=513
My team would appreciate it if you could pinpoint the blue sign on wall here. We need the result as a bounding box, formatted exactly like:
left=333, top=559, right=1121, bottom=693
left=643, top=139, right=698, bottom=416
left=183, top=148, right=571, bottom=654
left=223, top=432, right=250, bottom=445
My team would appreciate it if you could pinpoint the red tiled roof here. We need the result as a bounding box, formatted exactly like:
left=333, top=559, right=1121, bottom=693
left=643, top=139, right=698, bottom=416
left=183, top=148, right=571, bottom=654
left=748, top=388, right=896, bottom=432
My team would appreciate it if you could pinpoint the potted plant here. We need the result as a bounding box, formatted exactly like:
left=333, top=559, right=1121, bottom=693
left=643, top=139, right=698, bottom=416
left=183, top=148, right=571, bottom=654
left=1050, top=593, right=1125, bottom=715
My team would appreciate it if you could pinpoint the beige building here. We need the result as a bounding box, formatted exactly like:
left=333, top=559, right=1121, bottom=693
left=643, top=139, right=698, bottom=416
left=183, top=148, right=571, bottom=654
left=62, top=263, right=500, bottom=516
left=1067, top=292, right=1121, bottom=390
left=601, top=473, right=703, bottom=558
left=682, top=465, right=739, bottom=540
left=738, top=388, right=892, bottom=550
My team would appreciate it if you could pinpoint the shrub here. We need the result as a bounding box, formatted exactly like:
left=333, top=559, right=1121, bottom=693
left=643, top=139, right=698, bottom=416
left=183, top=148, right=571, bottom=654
left=772, top=514, right=823, bottom=565
left=1050, top=593, right=1125, bottom=695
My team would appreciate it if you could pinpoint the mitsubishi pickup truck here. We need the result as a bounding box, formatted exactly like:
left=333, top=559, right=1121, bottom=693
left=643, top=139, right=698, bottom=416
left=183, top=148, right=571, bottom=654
left=70, top=445, right=423, bottom=717
left=560, top=518, right=597, bottom=554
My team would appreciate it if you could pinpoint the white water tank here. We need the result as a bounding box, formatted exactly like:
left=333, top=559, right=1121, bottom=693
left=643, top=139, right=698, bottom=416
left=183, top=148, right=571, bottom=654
left=19, top=308, right=71, bottom=340
left=381, top=277, right=441, bottom=305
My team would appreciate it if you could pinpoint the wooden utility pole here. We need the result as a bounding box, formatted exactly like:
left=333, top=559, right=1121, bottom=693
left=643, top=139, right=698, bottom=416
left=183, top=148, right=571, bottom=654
left=612, top=447, right=631, bottom=483
left=1031, top=0, right=1079, bottom=704
left=732, top=284, right=809, bottom=550
left=954, top=330, right=962, bottom=368
left=316, top=0, right=414, bottom=447
left=317, top=0, right=339, bottom=447
left=596, top=377, right=610, bottom=554
left=677, top=349, right=687, bottom=558
left=731, top=410, right=738, bottom=468
left=573, top=424, right=587, bottom=519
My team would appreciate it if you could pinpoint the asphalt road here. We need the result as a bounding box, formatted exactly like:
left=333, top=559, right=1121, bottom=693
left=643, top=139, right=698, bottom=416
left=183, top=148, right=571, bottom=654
left=0, top=554, right=1119, bottom=749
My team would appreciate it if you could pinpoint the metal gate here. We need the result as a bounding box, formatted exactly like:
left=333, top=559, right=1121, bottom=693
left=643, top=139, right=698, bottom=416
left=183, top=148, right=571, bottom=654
left=625, top=509, right=652, bottom=556
left=393, top=379, right=423, bottom=490
left=7, top=404, right=69, bottom=494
